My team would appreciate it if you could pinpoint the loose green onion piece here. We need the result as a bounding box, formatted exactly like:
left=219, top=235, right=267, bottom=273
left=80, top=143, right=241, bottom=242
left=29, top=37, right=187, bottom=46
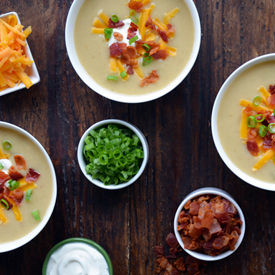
left=255, top=114, right=265, bottom=123
left=252, top=96, right=262, bottom=106
left=142, top=53, right=153, bottom=66
left=129, top=35, right=138, bottom=45
left=111, top=15, right=119, bottom=23
left=106, top=75, right=118, bottom=81
left=2, top=140, right=12, bottom=151
left=142, top=43, right=151, bottom=51
left=0, top=163, right=3, bottom=170
left=268, top=123, right=275, bottom=134
left=120, top=71, right=127, bottom=79
left=0, top=199, right=9, bottom=209
left=259, top=125, right=268, bottom=137
left=273, top=109, right=275, bottom=116
left=32, top=210, right=41, bottom=221
left=104, top=28, right=113, bottom=40
left=129, top=10, right=136, bottom=17
left=8, top=180, right=19, bottom=191
left=130, top=16, right=139, bottom=25
left=25, top=189, right=33, bottom=202
left=247, top=116, right=257, bottom=128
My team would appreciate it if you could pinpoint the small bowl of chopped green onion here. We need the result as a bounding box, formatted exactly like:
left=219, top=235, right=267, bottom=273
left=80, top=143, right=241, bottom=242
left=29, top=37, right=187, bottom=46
left=77, top=119, right=149, bottom=190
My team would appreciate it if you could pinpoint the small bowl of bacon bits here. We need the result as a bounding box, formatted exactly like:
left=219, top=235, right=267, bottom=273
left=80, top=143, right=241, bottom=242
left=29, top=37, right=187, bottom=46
left=0, top=12, right=40, bottom=96
left=174, top=187, right=245, bottom=261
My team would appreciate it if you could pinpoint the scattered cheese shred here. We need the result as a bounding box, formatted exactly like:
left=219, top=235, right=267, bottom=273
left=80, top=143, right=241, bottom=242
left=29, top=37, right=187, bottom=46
left=142, top=0, right=151, bottom=6
left=19, top=183, right=37, bottom=192
left=93, top=18, right=107, bottom=28
left=0, top=148, right=9, bottom=159
left=134, top=65, right=144, bottom=79
left=253, top=149, right=275, bottom=171
left=116, top=59, right=129, bottom=80
left=258, top=86, right=270, bottom=105
left=98, top=10, right=109, bottom=25
left=166, top=46, right=177, bottom=56
left=91, top=27, right=105, bottom=34
left=240, top=110, right=248, bottom=139
left=0, top=205, right=7, bottom=224
left=139, top=4, right=155, bottom=39
left=164, top=8, right=180, bottom=25
left=240, top=99, right=273, bottom=112
left=152, top=18, right=168, bottom=32
left=109, top=57, right=118, bottom=73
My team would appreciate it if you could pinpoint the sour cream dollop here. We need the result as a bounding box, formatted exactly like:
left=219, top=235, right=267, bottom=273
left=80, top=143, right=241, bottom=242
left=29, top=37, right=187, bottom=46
left=108, top=18, right=141, bottom=47
left=46, top=242, right=109, bottom=275
left=0, top=159, right=12, bottom=175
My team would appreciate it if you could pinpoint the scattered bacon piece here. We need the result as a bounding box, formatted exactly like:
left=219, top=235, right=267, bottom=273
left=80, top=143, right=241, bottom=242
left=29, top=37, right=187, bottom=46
left=9, top=189, right=24, bottom=205
left=0, top=171, right=10, bottom=184
left=246, top=140, right=259, bottom=156
left=145, top=17, right=157, bottom=31
left=269, top=84, right=275, bottom=94
left=267, top=94, right=275, bottom=108
left=152, top=49, right=169, bottom=60
left=14, top=155, right=27, bottom=170
left=247, top=128, right=258, bottom=141
left=26, top=168, right=40, bottom=183
left=263, top=133, right=273, bottom=150
left=158, top=29, right=169, bottom=42
left=127, top=22, right=138, bottom=39
left=128, top=0, right=144, bottom=12
left=140, top=70, right=159, bottom=87
left=113, top=32, right=123, bottom=42
left=167, top=24, right=176, bottom=37
left=266, top=114, right=275, bottom=124
left=127, top=66, right=134, bottom=75
left=8, top=166, right=23, bottom=180
left=108, top=18, right=124, bottom=28
left=109, top=42, right=127, bottom=57
left=243, top=106, right=257, bottom=116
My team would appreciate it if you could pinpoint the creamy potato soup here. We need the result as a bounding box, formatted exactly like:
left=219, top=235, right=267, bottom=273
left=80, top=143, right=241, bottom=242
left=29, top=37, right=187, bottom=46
left=0, top=127, right=53, bottom=243
left=218, top=61, right=275, bottom=183
left=74, top=0, right=194, bottom=95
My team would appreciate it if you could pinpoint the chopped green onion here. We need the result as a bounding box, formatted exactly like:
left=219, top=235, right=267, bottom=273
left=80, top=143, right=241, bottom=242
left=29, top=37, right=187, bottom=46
left=104, top=28, right=113, bottom=40
left=142, top=53, right=153, bottom=66
left=273, top=109, right=275, bottom=116
left=268, top=123, right=275, bottom=134
left=120, top=71, right=127, bottom=79
left=32, top=210, right=41, bottom=221
left=129, top=35, right=139, bottom=45
left=106, top=75, right=118, bottom=81
left=129, top=10, right=136, bottom=17
left=8, top=180, right=19, bottom=191
left=247, top=116, right=257, bottom=128
left=111, top=15, right=119, bottom=23
left=0, top=199, right=9, bottom=209
left=142, top=43, right=151, bottom=51
left=0, top=163, right=3, bottom=170
left=25, top=189, right=32, bottom=202
left=259, top=125, right=268, bottom=137
left=252, top=96, right=262, bottom=106
left=2, top=140, right=12, bottom=151
left=255, top=114, right=265, bottom=123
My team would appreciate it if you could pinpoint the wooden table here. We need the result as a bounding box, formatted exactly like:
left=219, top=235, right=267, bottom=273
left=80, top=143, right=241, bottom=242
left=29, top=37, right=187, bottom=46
left=1, top=0, right=275, bottom=274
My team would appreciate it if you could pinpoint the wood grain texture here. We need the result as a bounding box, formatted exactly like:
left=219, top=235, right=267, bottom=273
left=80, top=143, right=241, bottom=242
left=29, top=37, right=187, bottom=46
left=0, top=0, right=275, bottom=274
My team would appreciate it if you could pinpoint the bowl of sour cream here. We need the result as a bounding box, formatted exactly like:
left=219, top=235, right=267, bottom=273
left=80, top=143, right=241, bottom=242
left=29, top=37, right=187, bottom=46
left=42, top=237, right=113, bottom=275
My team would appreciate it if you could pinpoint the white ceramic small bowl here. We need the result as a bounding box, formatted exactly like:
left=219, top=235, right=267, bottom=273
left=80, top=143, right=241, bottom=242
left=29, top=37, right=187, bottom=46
left=77, top=119, right=149, bottom=190
left=211, top=53, right=275, bottom=191
left=0, top=12, right=40, bottom=96
left=174, top=187, right=245, bottom=261
left=65, top=0, right=201, bottom=103
left=0, top=121, right=57, bottom=253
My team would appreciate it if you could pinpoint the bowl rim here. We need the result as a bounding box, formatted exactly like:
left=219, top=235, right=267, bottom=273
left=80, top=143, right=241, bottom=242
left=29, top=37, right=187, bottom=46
left=65, top=0, right=201, bottom=103
left=42, top=237, right=113, bottom=275
left=211, top=53, right=275, bottom=191
left=0, top=121, right=57, bottom=253
left=77, top=119, right=149, bottom=190
left=0, top=12, right=40, bottom=97
left=173, top=187, right=246, bottom=261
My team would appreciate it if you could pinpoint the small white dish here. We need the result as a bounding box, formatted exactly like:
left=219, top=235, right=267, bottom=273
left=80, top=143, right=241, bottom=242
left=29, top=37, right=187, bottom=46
left=0, top=12, right=40, bottom=97
left=65, top=0, right=201, bottom=103
left=77, top=119, right=149, bottom=190
left=0, top=121, right=57, bottom=253
left=174, top=187, right=245, bottom=261
left=211, top=53, right=275, bottom=191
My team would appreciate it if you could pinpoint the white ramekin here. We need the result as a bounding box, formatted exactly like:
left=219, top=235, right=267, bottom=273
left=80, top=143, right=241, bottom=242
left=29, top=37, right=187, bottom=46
left=174, top=187, right=246, bottom=261
left=211, top=53, right=275, bottom=191
left=0, top=121, right=57, bottom=253
left=65, top=0, right=201, bottom=103
left=77, top=119, right=149, bottom=190
left=0, top=12, right=40, bottom=97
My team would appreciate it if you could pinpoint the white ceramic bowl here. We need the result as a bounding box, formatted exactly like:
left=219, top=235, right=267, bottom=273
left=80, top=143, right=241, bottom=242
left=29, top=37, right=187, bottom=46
left=65, top=0, right=201, bottom=103
left=0, top=12, right=40, bottom=97
left=174, top=187, right=245, bottom=261
left=211, top=53, right=275, bottom=191
left=0, top=122, right=57, bottom=253
left=77, top=119, right=149, bottom=190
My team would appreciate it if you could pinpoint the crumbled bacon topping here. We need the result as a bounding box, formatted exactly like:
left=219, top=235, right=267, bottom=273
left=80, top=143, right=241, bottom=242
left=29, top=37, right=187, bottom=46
left=127, top=22, right=138, bottom=39
left=128, top=0, right=144, bottom=12
left=177, top=195, right=242, bottom=256
left=140, top=70, right=159, bottom=87
left=113, top=32, right=123, bottom=42
left=152, top=49, right=169, bottom=60
left=26, top=168, right=40, bottom=183
left=8, top=166, right=23, bottom=180
left=269, top=84, right=275, bottom=94
left=109, top=42, right=127, bottom=57
left=108, top=18, right=124, bottom=28
left=14, top=155, right=27, bottom=170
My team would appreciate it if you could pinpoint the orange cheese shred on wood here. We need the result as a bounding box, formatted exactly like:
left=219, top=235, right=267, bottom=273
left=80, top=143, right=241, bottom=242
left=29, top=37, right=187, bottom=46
left=0, top=15, right=33, bottom=91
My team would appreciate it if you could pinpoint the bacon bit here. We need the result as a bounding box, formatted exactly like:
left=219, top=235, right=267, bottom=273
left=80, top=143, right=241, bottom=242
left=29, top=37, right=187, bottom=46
left=128, top=0, right=144, bottom=12
left=267, top=94, right=275, bottom=108
left=14, top=155, right=27, bottom=170
left=167, top=24, right=175, bottom=37
left=26, top=168, right=40, bottom=183
left=121, top=46, right=138, bottom=67
left=247, top=128, right=258, bottom=141
left=127, top=66, right=134, bottom=75
left=158, top=29, right=169, bottom=42
left=140, top=70, right=159, bottom=87
left=8, top=166, right=23, bottom=180
left=145, top=17, right=157, bottom=31
left=109, top=42, right=127, bottom=57
left=246, top=140, right=259, bottom=156
left=152, top=49, right=169, bottom=60
left=266, top=114, right=275, bottom=124
left=113, top=32, right=123, bottom=42
left=0, top=171, right=10, bottom=184
left=108, top=18, right=124, bottom=28
left=263, top=133, right=272, bottom=150
left=269, top=84, right=275, bottom=94
left=149, top=45, right=160, bottom=56
left=127, top=22, right=138, bottom=39
left=243, top=106, right=257, bottom=116
left=9, top=189, right=24, bottom=205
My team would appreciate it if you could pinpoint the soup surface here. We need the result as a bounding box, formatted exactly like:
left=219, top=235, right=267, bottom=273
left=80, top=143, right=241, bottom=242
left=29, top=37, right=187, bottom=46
left=74, top=0, right=194, bottom=95
left=218, top=61, right=275, bottom=183
left=0, top=127, right=53, bottom=243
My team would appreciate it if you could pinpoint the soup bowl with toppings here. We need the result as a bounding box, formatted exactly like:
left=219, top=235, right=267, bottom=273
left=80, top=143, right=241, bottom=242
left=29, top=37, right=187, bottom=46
left=174, top=187, right=245, bottom=261
left=212, top=53, right=275, bottom=191
left=65, top=0, right=201, bottom=103
left=0, top=122, right=57, bottom=252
